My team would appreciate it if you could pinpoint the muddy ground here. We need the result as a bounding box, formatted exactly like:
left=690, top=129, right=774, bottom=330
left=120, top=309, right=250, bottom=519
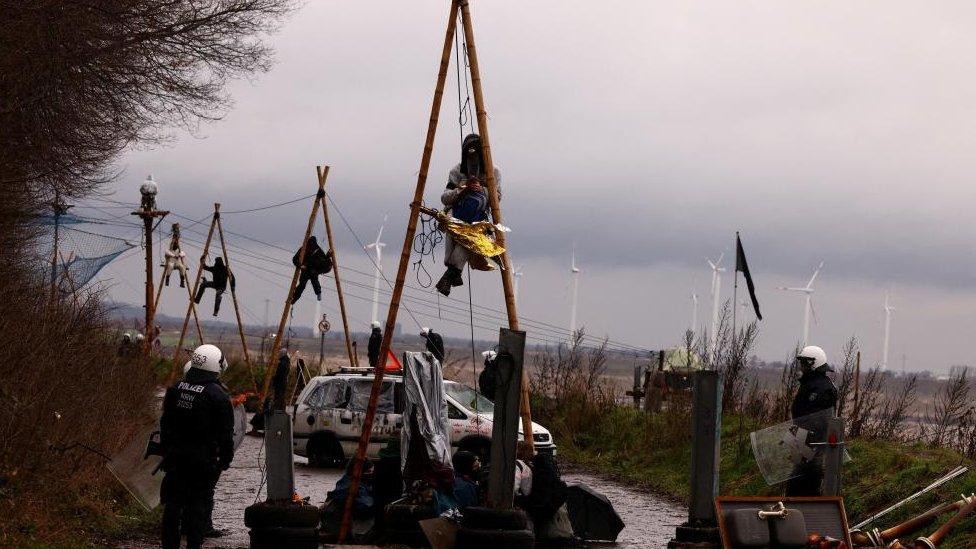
left=121, top=434, right=684, bottom=548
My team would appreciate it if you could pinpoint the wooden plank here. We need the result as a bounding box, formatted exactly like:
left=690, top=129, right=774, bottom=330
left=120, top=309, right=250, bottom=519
left=487, top=328, right=525, bottom=509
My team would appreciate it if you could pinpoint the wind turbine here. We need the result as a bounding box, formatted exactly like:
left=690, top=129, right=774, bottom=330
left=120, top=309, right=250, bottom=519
left=513, top=265, right=524, bottom=306
left=777, top=261, right=824, bottom=346
left=707, top=253, right=726, bottom=357
left=312, top=301, right=322, bottom=337
left=364, top=215, right=387, bottom=325
left=882, top=291, right=895, bottom=370
left=569, top=246, right=581, bottom=337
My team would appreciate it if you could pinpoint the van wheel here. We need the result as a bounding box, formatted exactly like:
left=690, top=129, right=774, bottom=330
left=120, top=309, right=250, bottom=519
left=458, top=436, right=492, bottom=464
left=307, top=432, right=344, bottom=468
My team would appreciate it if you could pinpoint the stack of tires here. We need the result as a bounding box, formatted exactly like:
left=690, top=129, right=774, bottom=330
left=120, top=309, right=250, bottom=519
left=384, top=502, right=438, bottom=545
left=457, top=506, right=535, bottom=549
left=244, top=502, right=320, bottom=549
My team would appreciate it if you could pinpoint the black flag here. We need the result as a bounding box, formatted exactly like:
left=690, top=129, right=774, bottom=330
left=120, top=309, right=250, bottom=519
left=735, top=232, right=762, bottom=320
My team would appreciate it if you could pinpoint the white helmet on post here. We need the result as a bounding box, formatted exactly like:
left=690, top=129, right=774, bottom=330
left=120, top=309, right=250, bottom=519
left=189, top=344, right=228, bottom=374
left=797, top=345, right=830, bottom=371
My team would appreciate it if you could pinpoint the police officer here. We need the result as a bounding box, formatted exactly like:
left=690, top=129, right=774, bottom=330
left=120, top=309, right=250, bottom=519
left=160, top=344, right=234, bottom=549
left=420, top=327, right=445, bottom=364
left=367, top=321, right=382, bottom=368
left=786, top=345, right=837, bottom=496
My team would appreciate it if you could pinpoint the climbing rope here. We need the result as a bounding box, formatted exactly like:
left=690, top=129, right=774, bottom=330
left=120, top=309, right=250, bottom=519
left=412, top=213, right=442, bottom=288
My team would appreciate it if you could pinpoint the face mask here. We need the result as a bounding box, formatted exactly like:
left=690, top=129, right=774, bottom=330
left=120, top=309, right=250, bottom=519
left=465, top=147, right=481, bottom=175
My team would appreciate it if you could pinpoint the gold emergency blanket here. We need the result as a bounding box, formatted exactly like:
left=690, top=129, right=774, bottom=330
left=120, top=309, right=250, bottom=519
left=438, top=212, right=505, bottom=272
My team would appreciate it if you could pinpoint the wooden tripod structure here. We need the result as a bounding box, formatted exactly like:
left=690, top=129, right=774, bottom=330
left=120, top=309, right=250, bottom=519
left=167, top=203, right=256, bottom=392
left=339, top=1, right=532, bottom=540
left=258, top=166, right=356, bottom=400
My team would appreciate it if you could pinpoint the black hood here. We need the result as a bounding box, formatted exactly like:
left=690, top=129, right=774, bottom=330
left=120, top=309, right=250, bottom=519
left=460, top=133, right=484, bottom=177
left=214, top=256, right=224, bottom=267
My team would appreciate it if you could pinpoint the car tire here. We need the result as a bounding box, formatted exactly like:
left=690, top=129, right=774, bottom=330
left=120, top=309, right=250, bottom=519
left=456, top=527, right=534, bottom=549
left=248, top=526, right=319, bottom=549
left=244, top=502, right=320, bottom=529
left=461, top=506, right=530, bottom=530
left=306, top=432, right=344, bottom=468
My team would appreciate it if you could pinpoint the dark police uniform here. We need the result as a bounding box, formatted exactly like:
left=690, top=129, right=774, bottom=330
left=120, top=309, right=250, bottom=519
left=160, top=367, right=234, bottom=549
left=786, top=368, right=837, bottom=496
left=425, top=330, right=445, bottom=363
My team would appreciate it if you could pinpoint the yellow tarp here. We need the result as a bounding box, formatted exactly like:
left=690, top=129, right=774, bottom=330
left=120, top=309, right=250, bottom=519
left=438, top=213, right=505, bottom=272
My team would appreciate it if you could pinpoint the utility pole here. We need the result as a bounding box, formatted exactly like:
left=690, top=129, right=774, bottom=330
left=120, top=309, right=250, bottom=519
left=132, top=175, right=168, bottom=359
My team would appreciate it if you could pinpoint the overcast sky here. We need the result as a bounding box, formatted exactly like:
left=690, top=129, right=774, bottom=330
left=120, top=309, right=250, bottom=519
left=83, top=1, right=976, bottom=373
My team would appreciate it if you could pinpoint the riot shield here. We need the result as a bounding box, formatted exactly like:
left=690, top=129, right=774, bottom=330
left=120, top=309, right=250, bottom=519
left=233, top=404, right=247, bottom=450
left=106, top=421, right=163, bottom=511
left=750, top=410, right=833, bottom=485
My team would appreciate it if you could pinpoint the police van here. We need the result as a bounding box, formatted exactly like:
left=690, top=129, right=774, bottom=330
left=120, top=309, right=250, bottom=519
left=292, top=369, right=556, bottom=466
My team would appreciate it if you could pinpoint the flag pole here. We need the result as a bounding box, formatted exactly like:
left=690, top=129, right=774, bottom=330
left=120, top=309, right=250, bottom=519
left=732, top=232, right=739, bottom=344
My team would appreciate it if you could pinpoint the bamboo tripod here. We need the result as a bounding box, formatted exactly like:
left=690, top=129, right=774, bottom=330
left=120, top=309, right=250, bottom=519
left=167, top=204, right=256, bottom=392
left=339, top=0, right=532, bottom=540
left=258, top=166, right=356, bottom=401
left=154, top=223, right=205, bottom=348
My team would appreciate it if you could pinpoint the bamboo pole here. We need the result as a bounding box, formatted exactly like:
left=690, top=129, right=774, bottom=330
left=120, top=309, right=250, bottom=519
left=458, top=0, right=535, bottom=456
left=215, top=208, right=259, bottom=393
left=319, top=192, right=355, bottom=368
left=169, top=211, right=218, bottom=385
left=258, top=167, right=329, bottom=400
left=917, top=496, right=976, bottom=547
left=337, top=2, right=459, bottom=542
left=154, top=224, right=204, bottom=346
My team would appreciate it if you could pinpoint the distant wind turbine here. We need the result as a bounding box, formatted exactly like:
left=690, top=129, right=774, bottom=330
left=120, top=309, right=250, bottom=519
left=364, top=215, right=387, bottom=325
left=312, top=301, right=322, bottom=337
left=777, top=261, right=824, bottom=346
left=707, top=253, right=726, bottom=358
left=691, top=291, right=699, bottom=333
left=513, top=265, right=524, bottom=306
left=882, top=291, right=895, bottom=370
left=569, top=246, right=580, bottom=337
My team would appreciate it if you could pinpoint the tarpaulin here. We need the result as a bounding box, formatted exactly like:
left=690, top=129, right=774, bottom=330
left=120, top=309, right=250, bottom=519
left=400, top=351, right=453, bottom=477
left=436, top=211, right=505, bottom=272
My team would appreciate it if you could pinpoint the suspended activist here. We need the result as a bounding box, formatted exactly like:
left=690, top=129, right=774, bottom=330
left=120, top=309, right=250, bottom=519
left=159, top=344, right=234, bottom=549
left=435, top=133, right=503, bottom=296
left=162, top=225, right=188, bottom=287
left=367, top=321, right=382, bottom=368
left=194, top=256, right=234, bottom=316
left=420, top=327, right=445, bottom=363
left=292, top=236, right=333, bottom=303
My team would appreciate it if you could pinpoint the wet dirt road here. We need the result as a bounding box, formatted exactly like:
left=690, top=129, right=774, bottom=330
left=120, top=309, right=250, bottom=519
left=127, top=434, right=683, bottom=548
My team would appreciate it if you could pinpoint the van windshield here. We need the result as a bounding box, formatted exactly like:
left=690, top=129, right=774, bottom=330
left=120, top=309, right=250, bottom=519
left=445, top=383, right=494, bottom=416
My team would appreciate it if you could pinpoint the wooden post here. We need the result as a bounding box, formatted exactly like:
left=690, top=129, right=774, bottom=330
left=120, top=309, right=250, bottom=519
left=154, top=224, right=205, bottom=346
left=338, top=3, right=459, bottom=543
left=458, top=0, right=535, bottom=456
left=259, top=167, right=328, bottom=400
left=823, top=417, right=845, bottom=496
left=215, top=208, right=258, bottom=393
left=487, top=328, right=526, bottom=509
left=132, top=207, right=169, bottom=360
left=853, top=350, right=861, bottom=413
left=169, top=210, right=217, bottom=384
left=319, top=193, right=355, bottom=367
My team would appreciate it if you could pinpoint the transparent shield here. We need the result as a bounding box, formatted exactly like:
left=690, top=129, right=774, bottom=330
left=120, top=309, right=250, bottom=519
left=750, top=410, right=834, bottom=485
left=233, top=404, right=247, bottom=450
left=106, top=422, right=163, bottom=511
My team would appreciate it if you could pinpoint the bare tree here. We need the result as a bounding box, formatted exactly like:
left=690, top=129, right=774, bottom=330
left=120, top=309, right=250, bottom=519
left=834, top=336, right=859, bottom=418
left=927, top=371, right=969, bottom=447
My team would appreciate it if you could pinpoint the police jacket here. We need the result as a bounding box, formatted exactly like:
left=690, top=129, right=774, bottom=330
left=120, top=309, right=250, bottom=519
left=161, top=368, right=235, bottom=472
left=367, top=328, right=382, bottom=367
left=425, top=331, right=445, bottom=363
left=791, top=369, right=838, bottom=419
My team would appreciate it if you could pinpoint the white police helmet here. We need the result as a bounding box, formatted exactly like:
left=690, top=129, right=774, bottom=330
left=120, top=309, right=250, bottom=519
left=420, top=327, right=430, bottom=337
left=482, top=350, right=497, bottom=361
left=797, top=345, right=830, bottom=371
left=189, top=344, right=227, bottom=374
left=371, top=321, right=381, bottom=329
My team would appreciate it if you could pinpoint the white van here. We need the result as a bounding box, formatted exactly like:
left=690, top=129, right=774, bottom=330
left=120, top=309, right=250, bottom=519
left=292, top=371, right=556, bottom=466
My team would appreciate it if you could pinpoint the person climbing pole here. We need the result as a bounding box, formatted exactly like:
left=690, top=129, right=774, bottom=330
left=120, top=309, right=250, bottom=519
left=436, top=133, right=502, bottom=296
left=420, top=327, right=445, bottom=364
left=291, top=236, right=333, bottom=304
left=159, top=344, right=234, bottom=549
left=194, top=256, right=233, bottom=317
left=367, top=321, right=382, bottom=368
left=162, top=225, right=188, bottom=287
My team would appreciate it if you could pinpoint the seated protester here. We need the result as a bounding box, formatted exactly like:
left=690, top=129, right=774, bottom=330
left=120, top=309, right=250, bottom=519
left=372, top=438, right=403, bottom=526
left=327, top=459, right=375, bottom=518
left=451, top=450, right=481, bottom=509
left=292, top=236, right=333, bottom=303
left=436, top=133, right=502, bottom=296
left=194, top=256, right=233, bottom=316
left=524, top=452, right=568, bottom=527
left=477, top=350, right=498, bottom=401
